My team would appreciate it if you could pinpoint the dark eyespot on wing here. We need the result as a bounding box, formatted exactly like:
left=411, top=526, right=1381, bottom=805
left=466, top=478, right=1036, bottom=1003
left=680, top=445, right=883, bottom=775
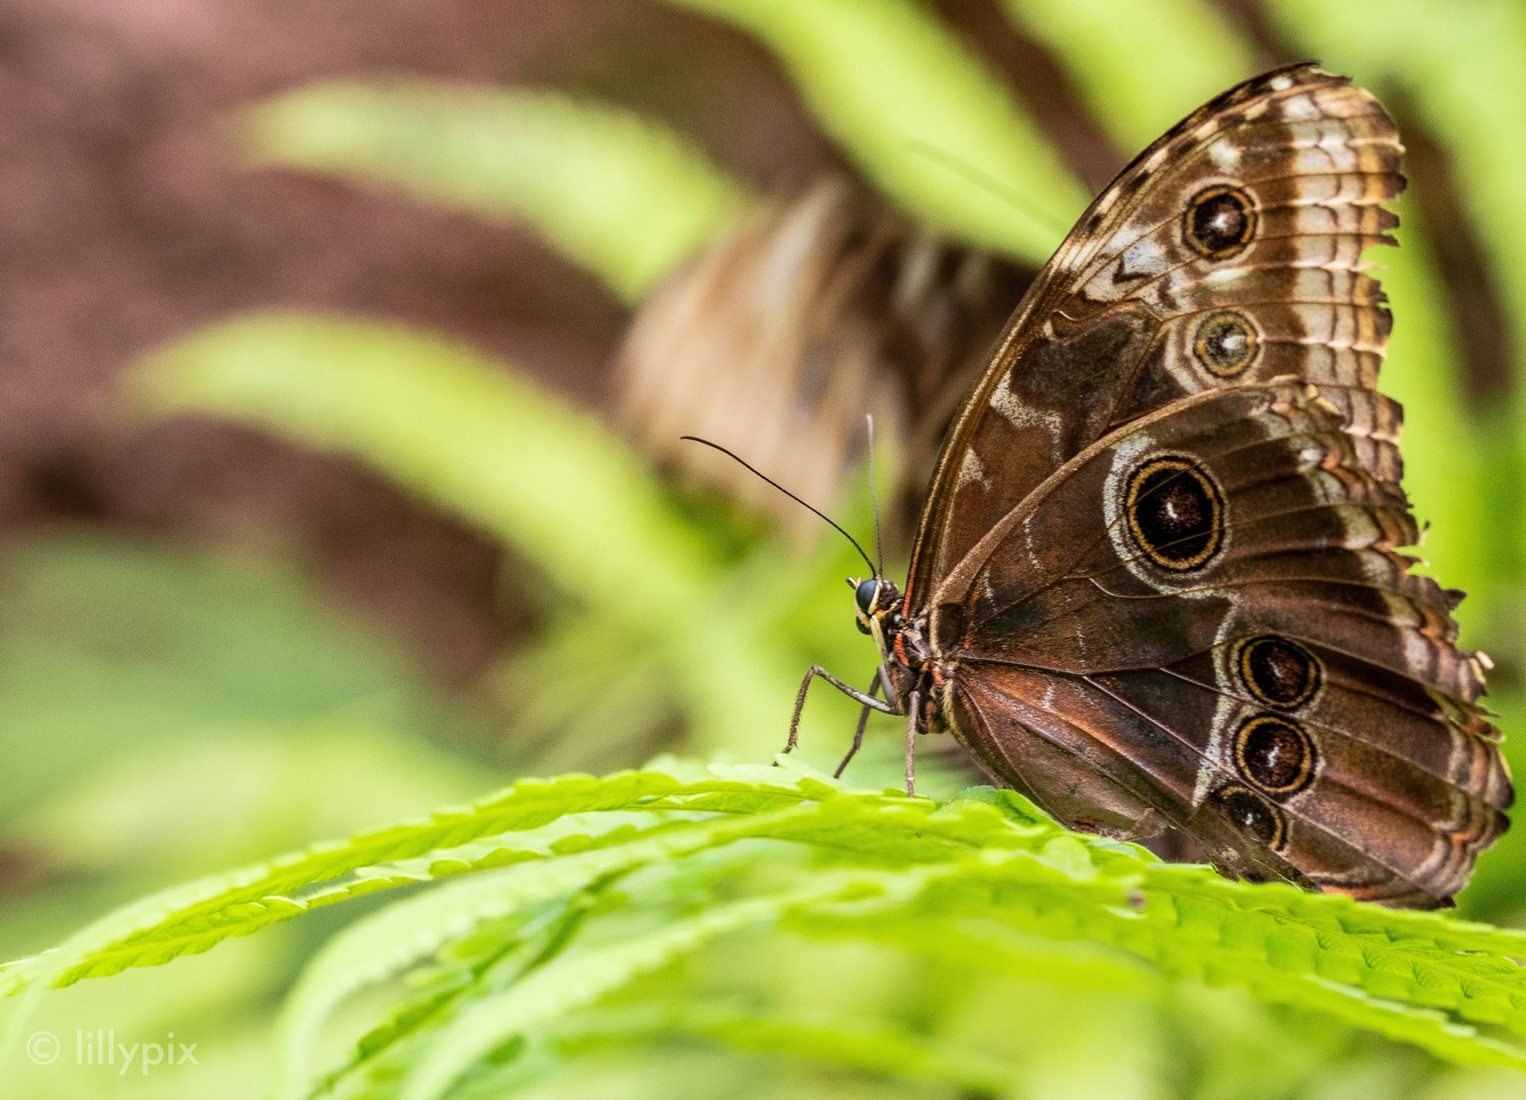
left=1234, top=714, right=1317, bottom=794
left=1192, top=310, right=1261, bottom=378
left=1184, top=185, right=1257, bottom=258
left=1238, top=635, right=1322, bottom=708
left=1213, top=783, right=1288, bottom=849
left=1124, top=455, right=1225, bottom=571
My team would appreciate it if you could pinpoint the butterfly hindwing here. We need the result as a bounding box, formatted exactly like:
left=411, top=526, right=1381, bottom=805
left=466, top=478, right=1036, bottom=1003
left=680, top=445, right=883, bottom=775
left=939, top=382, right=1506, bottom=905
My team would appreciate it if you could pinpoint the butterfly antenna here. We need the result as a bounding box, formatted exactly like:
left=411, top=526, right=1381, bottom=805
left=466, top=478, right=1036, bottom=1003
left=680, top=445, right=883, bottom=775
left=905, top=139, right=1073, bottom=237
left=865, top=414, right=884, bottom=577
left=679, top=435, right=878, bottom=577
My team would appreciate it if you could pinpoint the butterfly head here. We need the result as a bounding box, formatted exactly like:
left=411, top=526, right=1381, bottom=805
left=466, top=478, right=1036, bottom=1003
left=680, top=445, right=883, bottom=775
left=849, top=576, right=901, bottom=638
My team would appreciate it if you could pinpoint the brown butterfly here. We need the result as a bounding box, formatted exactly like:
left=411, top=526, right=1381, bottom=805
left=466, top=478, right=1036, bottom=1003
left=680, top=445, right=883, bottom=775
left=795, top=64, right=1512, bottom=908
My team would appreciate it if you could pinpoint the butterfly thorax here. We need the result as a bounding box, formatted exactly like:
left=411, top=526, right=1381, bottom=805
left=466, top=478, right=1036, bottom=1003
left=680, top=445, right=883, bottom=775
left=853, top=577, right=946, bottom=732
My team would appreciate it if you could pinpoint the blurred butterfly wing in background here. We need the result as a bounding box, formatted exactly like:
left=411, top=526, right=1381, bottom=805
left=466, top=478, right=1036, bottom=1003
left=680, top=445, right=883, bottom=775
left=618, top=175, right=1032, bottom=549
left=907, top=64, right=1510, bottom=907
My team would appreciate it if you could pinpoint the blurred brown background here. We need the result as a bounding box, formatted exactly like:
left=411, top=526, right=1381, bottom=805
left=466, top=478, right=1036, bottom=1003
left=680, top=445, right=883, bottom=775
left=0, top=0, right=1501, bottom=688
left=0, top=3, right=1096, bottom=678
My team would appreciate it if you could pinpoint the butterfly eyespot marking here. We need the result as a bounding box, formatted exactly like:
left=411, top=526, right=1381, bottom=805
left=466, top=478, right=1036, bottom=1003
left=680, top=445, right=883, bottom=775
left=1237, top=635, right=1322, bottom=708
left=1123, top=455, right=1225, bottom=571
left=1233, top=714, right=1317, bottom=795
left=1213, top=784, right=1287, bottom=849
left=1192, top=310, right=1260, bottom=378
left=1184, top=184, right=1256, bottom=259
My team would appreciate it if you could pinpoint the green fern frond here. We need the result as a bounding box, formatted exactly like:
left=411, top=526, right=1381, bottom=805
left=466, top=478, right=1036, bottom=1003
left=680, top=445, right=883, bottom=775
left=124, top=312, right=817, bottom=741
left=128, top=313, right=712, bottom=611
left=273, top=869, right=541, bottom=1096
left=661, top=0, right=1088, bottom=259
left=239, top=83, right=753, bottom=302
left=6, top=761, right=1526, bottom=1095
left=541, top=1006, right=1020, bottom=1095
left=1000, top=0, right=1256, bottom=148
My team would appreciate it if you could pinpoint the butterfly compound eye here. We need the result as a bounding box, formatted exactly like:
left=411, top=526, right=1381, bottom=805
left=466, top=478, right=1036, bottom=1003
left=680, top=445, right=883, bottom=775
left=854, top=579, right=880, bottom=617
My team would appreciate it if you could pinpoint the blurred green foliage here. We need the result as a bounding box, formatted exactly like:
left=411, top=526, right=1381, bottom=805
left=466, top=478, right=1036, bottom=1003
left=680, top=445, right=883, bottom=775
left=663, top=0, right=1089, bottom=257
left=241, top=86, right=752, bottom=304
left=128, top=312, right=876, bottom=765
left=0, top=536, right=491, bottom=928
left=6, top=1, right=1526, bottom=1098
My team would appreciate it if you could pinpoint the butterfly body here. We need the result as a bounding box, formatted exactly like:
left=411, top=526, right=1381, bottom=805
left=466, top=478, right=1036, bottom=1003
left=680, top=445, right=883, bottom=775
left=815, top=64, right=1511, bottom=908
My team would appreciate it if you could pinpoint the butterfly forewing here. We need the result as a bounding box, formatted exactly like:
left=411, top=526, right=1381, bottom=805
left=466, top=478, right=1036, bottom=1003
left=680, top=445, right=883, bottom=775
left=883, top=63, right=1509, bottom=907
left=907, top=65, right=1403, bottom=597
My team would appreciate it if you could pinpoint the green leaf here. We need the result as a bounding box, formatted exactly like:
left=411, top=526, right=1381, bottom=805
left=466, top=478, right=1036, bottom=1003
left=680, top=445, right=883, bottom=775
left=129, top=313, right=711, bottom=612
left=240, top=83, right=753, bottom=302
left=7, top=761, right=1526, bottom=1085
left=536, top=1005, right=1019, bottom=1096
left=125, top=311, right=801, bottom=741
left=661, top=0, right=1087, bottom=259
left=273, top=869, right=546, bottom=1098
left=395, top=874, right=917, bottom=1100
left=1000, top=0, right=1258, bottom=150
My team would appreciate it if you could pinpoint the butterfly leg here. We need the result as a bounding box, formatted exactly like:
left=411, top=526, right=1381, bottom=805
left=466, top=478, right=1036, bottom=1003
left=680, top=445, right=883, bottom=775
left=904, top=689, right=920, bottom=797
left=784, top=665, right=897, bottom=758
left=833, top=668, right=886, bottom=778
